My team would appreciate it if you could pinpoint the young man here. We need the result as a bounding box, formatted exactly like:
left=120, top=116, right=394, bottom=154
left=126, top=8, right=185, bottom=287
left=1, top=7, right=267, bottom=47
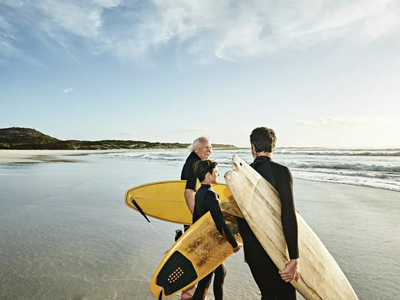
left=191, top=160, right=242, bottom=300
left=237, top=127, right=300, bottom=300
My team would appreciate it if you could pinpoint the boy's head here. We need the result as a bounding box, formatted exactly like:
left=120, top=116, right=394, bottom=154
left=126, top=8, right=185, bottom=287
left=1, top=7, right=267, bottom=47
left=193, top=160, right=219, bottom=184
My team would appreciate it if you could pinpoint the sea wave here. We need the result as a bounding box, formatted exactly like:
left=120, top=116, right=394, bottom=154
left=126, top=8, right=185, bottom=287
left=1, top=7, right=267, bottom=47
left=293, top=170, right=400, bottom=192
left=287, top=162, right=400, bottom=173
left=276, top=150, right=400, bottom=156
left=103, top=150, right=400, bottom=192
left=105, top=152, right=186, bottom=162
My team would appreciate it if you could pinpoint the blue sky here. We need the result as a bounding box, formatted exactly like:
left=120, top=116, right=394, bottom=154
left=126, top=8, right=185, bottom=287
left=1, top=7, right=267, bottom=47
left=1, top=0, right=400, bottom=147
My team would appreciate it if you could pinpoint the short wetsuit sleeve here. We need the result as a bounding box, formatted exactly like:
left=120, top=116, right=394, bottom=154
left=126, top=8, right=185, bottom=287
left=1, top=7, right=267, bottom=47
left=205, top=191, right=238, bottom=248
left=277, top=167, right=299, bottom=259
left=185, top=160, right=198, bottom=191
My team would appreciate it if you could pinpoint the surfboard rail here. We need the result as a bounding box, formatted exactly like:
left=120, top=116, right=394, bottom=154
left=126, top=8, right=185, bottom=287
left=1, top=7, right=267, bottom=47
left=125, top=180, right=235, bottom=225
left=150, top=211, right=241, bottom=299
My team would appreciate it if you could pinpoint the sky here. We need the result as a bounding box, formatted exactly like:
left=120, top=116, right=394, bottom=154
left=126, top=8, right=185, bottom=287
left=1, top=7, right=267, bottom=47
left=1, top=0, right=400, bottom=148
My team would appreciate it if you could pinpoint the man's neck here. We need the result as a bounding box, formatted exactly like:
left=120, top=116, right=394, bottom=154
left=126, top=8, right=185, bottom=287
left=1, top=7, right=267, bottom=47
left=254, top=152, right=272, bottom=158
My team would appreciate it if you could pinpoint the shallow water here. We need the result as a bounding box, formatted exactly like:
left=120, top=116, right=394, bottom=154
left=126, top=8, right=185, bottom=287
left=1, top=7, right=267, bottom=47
left=1, top=153, right=399, bottom=299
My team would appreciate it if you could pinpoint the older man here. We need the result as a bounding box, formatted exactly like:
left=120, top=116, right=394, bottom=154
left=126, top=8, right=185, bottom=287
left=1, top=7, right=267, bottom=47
left=181, top=136, right=212, bottom=215
left=179, top=136, right=212, bottom=300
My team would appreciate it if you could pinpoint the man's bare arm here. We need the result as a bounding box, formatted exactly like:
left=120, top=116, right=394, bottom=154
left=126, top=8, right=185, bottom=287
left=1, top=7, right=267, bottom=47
left=184, top=189, right=195, bottom=215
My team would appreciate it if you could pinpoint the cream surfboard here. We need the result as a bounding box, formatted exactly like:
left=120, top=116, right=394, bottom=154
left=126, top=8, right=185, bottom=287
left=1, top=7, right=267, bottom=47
left=125, top=180, right=234, bottom=225
left=222, top=155, right=358, bottom=300
left=150, top=211, right=242, bottom=299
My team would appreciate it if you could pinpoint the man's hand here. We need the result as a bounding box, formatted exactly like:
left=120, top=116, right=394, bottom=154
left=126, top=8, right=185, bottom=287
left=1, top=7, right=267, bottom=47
left=279, top=259, right=300, bottom=282
left=233, top=243, right=242, bottom=253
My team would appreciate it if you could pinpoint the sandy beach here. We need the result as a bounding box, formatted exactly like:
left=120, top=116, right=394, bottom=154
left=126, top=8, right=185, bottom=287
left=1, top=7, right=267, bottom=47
left=0, top=148, right=234, bottom=163
left=0, top=150, right=399, bottom=299
left=0, top=149, right=136, bottom=163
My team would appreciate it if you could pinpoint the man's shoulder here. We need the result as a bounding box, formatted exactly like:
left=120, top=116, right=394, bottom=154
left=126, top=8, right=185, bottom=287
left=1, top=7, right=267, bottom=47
left=187, top=156, right=200, bottom=165
left=271, top=161, right=291, bottom=174
left=271, top=160, right=288, bottom=168
left=181, top=152, right=200, bottom=181
left=183, top=152, right=200, bottom=166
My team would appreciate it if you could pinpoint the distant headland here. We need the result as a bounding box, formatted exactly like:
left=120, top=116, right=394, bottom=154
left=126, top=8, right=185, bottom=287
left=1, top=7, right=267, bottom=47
left=0, top=127, right=238, bottom=150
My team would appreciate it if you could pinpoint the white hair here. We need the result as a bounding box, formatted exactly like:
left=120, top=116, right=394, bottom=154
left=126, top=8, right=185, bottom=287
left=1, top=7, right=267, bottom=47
left=188, top=136, right=210, bottom=152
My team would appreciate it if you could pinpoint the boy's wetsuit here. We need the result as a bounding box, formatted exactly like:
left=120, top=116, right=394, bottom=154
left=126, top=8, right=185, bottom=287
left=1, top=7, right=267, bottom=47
left=192, top=184, right=238, bottom=300
left=237, top=156, right=299, bottom=300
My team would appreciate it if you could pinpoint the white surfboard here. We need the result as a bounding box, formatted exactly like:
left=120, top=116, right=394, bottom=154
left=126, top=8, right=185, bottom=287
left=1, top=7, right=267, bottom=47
left=222, top=155, right=358, bottom=300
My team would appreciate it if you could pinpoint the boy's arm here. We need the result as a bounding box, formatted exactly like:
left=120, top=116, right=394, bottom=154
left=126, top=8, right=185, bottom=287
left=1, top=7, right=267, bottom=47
left=206, top=191, right=239, bottom=248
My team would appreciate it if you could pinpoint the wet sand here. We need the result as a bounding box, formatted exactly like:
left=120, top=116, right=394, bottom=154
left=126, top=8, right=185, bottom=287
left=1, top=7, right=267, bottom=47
left=0, top=150, right=135, bottom=163
left=0, top=154, right=399, bottom=299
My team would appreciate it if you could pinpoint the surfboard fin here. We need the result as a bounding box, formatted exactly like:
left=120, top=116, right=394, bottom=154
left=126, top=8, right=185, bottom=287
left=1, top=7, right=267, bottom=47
left=129, top=195, right=151, bottom=223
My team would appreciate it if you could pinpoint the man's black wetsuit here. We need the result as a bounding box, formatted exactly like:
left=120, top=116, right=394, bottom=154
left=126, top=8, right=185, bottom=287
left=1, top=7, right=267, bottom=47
left=179, top=151, right=201, bottom=235
left=192, top=184, right=238, bottom=300
left=237, top=156, right=299, bottom=300
left=181, top=151, right=200, bottom=192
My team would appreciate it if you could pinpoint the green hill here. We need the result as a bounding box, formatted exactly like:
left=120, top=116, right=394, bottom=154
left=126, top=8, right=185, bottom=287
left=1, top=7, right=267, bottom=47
left=0, top=127, right=237, bottom=150
left=0, top=127, right=60, bottom=149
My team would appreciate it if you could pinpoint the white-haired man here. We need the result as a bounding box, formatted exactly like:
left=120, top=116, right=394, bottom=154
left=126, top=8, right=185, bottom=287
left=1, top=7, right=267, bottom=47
left=181, top=137, right=212, bottom=216
left=178, top=136, right=212, bottom=300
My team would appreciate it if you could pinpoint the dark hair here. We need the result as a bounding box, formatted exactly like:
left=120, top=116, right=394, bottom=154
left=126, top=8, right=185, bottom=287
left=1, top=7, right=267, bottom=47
left=250, top=127, right=277, bottom=153
left=193, top=160, right=218, bottom=182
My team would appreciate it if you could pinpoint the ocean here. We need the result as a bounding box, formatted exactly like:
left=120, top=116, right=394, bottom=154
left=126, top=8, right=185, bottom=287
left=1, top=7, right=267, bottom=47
left=107, top=148, right=400, bottom=192
left=0, top=148, right=399, bottom=299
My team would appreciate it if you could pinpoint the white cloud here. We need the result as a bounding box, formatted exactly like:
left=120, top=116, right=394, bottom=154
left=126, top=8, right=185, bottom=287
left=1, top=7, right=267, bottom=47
left=296, top=116, right=396, bottom=127
left=173, top=126, right=209, bottom=132
left=120, top=130, right=137, bottom=135
left=1, top=0, right=400, bottom=64
left=63, top=88, right=73, bottom=93
left=117, top=0, right=400, bottom=62
left=189, top=127, right=208, bottom=132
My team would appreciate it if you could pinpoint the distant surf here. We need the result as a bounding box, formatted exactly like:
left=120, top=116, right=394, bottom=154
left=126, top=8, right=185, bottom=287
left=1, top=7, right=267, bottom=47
left=105, top=148, right=400, bottom=192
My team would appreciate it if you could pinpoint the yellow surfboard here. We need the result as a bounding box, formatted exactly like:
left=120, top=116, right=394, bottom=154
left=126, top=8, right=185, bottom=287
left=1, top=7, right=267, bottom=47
left=124, top=180, right=234, bottom=225
left=150, top=211, right=242, bottom=299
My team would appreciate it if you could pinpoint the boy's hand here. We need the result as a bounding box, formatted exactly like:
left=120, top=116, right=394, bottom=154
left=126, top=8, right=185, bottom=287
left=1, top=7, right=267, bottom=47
left=233, top=243, right=242, bottom=253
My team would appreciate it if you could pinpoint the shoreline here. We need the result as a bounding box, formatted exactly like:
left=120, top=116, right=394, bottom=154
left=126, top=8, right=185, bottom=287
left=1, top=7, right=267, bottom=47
left=2, top=149, right=398, bottom=194
left=0, top=148, right=239, bottom=163
left=0, top=149, right=136, bottom=163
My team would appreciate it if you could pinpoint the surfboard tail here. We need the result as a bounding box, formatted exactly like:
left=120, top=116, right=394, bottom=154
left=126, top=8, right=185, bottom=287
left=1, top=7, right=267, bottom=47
left=129, top=195, right=151, bottom=223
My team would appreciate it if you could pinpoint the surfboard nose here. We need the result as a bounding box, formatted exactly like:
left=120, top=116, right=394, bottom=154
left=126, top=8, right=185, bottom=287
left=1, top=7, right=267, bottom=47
left=224, top=170, right=233, bottom=181
left=225, top=155, right=240, bottom=181
left=231, top=154, right=243, bottom=171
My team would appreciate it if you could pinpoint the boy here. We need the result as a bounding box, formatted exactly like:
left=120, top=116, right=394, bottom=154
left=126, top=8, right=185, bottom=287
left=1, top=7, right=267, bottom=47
left=191, top=160, right=242, bottom=300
